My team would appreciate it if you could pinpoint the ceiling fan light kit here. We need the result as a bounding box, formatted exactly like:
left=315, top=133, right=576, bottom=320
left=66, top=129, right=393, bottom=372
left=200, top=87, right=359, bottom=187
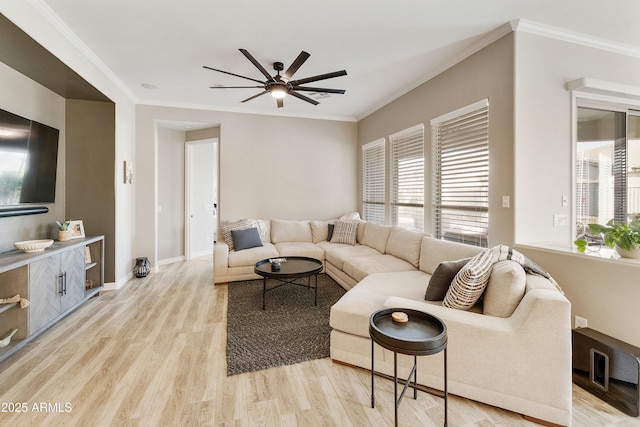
left=204, top=49, right=346, bottom=108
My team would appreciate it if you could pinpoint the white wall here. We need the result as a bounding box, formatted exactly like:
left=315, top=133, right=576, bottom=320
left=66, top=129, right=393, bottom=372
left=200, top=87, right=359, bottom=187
left=514, top=31, right=640, bottom=244
left=513, top=32, right=640, bottom=346
left=136, top=105, right=357, bottom=267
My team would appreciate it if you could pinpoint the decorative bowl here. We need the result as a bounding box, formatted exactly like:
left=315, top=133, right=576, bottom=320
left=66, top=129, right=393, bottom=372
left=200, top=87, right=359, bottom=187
left=14, top=239, right=54, bottom=253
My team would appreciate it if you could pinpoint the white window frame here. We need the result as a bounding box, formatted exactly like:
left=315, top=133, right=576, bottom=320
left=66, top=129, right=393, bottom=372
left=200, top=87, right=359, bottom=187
left=389, top=124, right=425, bottom=232
left=431, top=99, right=489, bottom=247
left=362, top=139, right=386, bottom=224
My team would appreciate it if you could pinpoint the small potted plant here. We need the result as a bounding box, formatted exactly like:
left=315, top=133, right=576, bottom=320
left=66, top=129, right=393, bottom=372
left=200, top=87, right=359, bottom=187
left=574, top=218, right=640, bottom=259
left=57, top=220, right=72, bottom=242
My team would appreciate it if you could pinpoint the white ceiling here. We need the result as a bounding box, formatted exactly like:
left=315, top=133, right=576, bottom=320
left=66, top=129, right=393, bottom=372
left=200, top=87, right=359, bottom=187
left=39, top=0, right=640, bottom=121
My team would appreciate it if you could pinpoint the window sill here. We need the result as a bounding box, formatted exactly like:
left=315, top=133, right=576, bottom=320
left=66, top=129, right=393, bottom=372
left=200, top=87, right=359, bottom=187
left=515, top=241, right=640, bottom=265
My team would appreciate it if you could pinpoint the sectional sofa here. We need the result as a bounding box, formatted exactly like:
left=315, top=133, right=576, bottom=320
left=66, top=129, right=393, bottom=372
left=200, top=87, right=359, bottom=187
left=214, top=217, right=572, bottom=426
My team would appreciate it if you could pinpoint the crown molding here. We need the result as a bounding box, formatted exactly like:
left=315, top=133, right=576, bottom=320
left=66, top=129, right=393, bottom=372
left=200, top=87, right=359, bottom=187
left=512, top=18, right=640, bottom=59
left=28, top=0, right=138, bottom=102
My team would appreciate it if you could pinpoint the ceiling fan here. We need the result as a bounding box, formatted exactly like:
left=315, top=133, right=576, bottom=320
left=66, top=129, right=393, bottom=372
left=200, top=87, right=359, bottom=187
left=204, top=49, right=347, bottom=108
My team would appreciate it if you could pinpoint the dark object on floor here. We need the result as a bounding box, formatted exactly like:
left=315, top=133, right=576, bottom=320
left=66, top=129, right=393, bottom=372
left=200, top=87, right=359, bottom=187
left=134, top=257, right=150, bottom=278
left=573, top=327, right=640, bottom=417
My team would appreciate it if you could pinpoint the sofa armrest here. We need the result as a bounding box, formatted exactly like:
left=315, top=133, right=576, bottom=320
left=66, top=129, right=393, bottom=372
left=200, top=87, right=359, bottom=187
left=383, top=289, right=572, bottom=415
left=214, top=242, right=229, bottom=278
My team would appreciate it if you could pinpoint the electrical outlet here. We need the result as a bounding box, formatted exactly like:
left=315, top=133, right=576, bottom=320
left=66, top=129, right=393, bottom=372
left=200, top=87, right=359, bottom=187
left=553, top=214, right=568, bottom=227
left=575, top=316, right=588, bottom=329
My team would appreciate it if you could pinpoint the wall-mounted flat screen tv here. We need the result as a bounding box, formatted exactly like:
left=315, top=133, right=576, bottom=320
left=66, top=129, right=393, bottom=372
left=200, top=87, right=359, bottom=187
left=0, top=108, right=59, bottom=205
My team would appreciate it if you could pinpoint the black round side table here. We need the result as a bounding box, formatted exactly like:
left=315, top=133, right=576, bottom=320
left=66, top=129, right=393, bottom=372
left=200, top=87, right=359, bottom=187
left=369, top=308, right=448, bottom=427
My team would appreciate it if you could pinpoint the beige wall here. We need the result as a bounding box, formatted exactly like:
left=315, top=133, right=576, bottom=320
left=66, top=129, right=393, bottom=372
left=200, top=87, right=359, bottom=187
left=358, top=33, right=515, bottom=246
left=136, top=105, right=357, bottom=267
left=0, top=61, right=66, bottom=252
left=157, top=127, right=186, bottom=261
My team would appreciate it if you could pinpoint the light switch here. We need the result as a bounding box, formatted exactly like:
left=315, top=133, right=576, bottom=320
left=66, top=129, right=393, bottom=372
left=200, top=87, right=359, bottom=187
left=561, top=195, right=568, bottom=207
left=502, top=196, right=510, bottom=208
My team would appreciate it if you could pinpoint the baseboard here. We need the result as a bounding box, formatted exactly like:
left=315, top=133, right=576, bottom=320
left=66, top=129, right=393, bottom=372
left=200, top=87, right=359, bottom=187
left=158, top=256, right=185, bottom=266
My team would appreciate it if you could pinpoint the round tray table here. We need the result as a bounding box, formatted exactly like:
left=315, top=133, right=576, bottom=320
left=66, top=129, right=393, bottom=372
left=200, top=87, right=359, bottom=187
left=254, top=256, right=323, bottom=310
left=369, top=308, right=448, bottom=426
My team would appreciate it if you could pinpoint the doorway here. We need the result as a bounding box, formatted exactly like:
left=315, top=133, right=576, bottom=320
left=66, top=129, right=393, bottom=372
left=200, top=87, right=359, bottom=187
left=185, top=138, right=218, bottom=259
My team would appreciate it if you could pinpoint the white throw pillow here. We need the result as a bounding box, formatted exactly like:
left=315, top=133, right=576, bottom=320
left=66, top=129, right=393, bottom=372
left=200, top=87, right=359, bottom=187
left=443, top=248, right=493, bottom=310
left=330, top=220, right=358, bottom=245
left=483, top=260, right=526, bottom=317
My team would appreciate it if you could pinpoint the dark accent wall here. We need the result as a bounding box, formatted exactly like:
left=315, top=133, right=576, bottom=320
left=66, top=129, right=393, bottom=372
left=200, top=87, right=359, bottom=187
left=65, top=100, right=116, bottom=282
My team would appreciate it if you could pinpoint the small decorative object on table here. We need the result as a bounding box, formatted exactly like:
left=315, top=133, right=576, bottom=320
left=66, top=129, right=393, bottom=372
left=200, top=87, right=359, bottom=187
left=14, top=239, right=54, bottom=253
left=0, top=328, right=18, bottom=348
left=391, top=311, right=408, bottom=323
left=134, top=257, right=151, bottom=278
left=57, top=220, right=73, bottom=241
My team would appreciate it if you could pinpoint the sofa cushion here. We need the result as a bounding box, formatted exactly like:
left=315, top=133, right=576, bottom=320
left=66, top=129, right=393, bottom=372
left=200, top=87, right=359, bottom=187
left=330, top=220, right=359, bottom=245
left=343, top=254, right=416, bottom=282
left=443, top=248, right=493, bottom=310
left=228, top=243, right=279, bottom=268
left=419, top=237, right=484, bottom=275
left=231, top=227, right=263, bottom=251
left=483, top=260, right=526, bottom=318
left=274, top=242, right=325, bottom=261
left=330, top=271, right=431, bottom=338
left=270, top=219, right=312, bottom=243
left=425, top=258, right=471, bottom=301
left=360, top=222, right=392, bottom=253
left=220, top=219, right=255, bottom=251
left=385, top=227, right=426, bottom=268
left=310, top=220, right=332, bottom=243
left=323, top=243, right=381, bottom=269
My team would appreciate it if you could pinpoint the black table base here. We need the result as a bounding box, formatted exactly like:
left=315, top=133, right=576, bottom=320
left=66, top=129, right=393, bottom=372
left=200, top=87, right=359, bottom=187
left=261, top=273, right=318, bottom=310
left=369, top=308, right=448, bottom=427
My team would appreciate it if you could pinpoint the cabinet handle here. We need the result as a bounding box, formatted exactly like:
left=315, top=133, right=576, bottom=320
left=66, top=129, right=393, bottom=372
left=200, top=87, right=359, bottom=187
left=63, top=272, right=67, bottom=295
left=58, top=273, right=64, bottom=296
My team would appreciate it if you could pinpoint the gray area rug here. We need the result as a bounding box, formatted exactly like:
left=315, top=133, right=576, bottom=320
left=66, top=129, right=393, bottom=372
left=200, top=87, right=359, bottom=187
left=226, top=274, right=346, bottom=376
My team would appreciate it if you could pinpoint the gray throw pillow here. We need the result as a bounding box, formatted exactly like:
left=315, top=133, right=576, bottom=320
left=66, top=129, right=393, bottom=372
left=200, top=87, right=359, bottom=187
left=231, top=227, right=263, bottom=251
left=425, top=258, right=471, bottom=301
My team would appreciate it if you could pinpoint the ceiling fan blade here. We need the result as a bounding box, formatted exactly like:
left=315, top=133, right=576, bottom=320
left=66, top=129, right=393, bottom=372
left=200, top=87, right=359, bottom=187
left=203, top=66, right=265, bottom=84
left=209, top=86, right=264, bottom=89
left=282, top=51, right=310, bottom=82
left=276, top=98, right=284, bottom=108
left=291, top=86, right=346, bottom=94
left=289, top=91, right=320, bottom=106
left=289, top=70, right=347, bottom=86
left=240, top=91, right=268, bottom=103
left=239, top=49, right=275, bottom=82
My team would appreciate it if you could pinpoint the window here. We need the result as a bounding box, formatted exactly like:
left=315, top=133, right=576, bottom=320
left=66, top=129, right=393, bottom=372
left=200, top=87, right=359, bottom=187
left=389, top=124, right=424, bottom=231
left=432, top=100, right=489, bottom=247
left=362, top=139, right=385, bottom=224
left=575, top=105, right=640, bottom=237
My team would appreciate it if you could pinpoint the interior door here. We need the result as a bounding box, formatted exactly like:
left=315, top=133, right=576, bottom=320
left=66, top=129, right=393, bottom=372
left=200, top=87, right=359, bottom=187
left=186, top=139, right=217, bottom=259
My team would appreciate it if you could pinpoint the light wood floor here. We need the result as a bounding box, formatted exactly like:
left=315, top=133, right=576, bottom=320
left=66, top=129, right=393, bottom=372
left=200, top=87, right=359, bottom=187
left=0, top=257, right=638, bottom=426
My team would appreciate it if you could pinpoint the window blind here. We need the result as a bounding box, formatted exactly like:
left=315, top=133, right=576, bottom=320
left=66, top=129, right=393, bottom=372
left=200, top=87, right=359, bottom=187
left=390, top=124, right=424, bottom=231
left=362, top=139, right=385, bottom=224
left=432, top=100, right=489, bottom=247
